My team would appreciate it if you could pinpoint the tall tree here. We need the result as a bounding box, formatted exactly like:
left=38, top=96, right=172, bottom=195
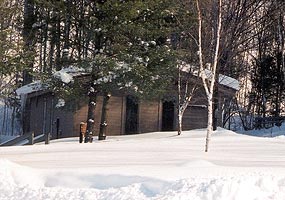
left=22, top=0, right=36, bottom=85
left=196, top=0, right=222, bottom=152
left=83, top=0, right=178, bottom=142
left=243, top=0, right=285, bottom=124
left=0, top=0, right=29, bottom=135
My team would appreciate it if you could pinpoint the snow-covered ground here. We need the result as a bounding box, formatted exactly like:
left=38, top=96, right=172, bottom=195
left=1, top=128, right=285, bottom=200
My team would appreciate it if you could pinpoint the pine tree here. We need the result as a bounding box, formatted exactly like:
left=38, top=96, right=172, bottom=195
left=81, top=0, right=179, bottom=142
left=0, top=0, right=27, bottom=77
left=0, top=0, right=30, bottom=135
left=23, top=0, right=36, bottom=85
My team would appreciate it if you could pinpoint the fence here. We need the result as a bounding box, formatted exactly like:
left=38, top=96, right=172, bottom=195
left=254, top=116, right=285, bottom=129
left=0, top=132, right=46, bottom=147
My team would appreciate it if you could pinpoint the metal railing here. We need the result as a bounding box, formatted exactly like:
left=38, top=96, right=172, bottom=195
left=0, top=132, right=47, bottom=147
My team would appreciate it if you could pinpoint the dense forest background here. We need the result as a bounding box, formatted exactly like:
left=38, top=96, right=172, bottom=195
left=1, top=0, right=285, bottom=136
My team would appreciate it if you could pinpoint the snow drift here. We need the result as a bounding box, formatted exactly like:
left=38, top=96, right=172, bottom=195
left=1, top=159, right=285, bottom=200
left=1, top=128, right=285, bottom=200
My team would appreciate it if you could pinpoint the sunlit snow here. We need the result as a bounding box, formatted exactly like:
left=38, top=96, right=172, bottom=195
left=1, top=128, right=285, bottom=199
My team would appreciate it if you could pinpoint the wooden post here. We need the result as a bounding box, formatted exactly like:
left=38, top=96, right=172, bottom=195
left=99, top=92, right=110, bottom=140
left=79, top=123, right=83, bottom=143
left=79, top=122, right=87, bottom=143
left=45, top=132, right=50, bottom=144
left=28, top=132, right=34, bottom=145
left=56, top=118, right=60, bottom=139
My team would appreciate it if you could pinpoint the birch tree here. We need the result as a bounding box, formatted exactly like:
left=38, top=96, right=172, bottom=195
left=196, top=0, right=222, bottom=152
left=177, top=63, right=199, bottom=135
left=163, top=1, right=200, bottom=136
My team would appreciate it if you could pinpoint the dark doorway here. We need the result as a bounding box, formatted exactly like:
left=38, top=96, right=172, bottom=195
left=162, top=101, right=175, bottom=131
left=125, top=96, right=139, bottom=134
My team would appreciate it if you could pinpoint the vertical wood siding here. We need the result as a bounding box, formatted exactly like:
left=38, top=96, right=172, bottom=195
left=27, top=85, right=236, bottom=138
left=139, top=100, right=161, bottom=133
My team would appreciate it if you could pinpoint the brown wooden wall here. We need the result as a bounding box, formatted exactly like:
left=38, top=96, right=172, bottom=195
left=52, top=108, right=74, bottom=138
left=104, top=96, right=125, bottom=135
left=27, top=85, right=236, bottom=139
left=73, top=103, right=88, bottom=137
left=182, top=106, right=208, bottom=130
left=73, top=96, right=125, bottom=136
left=73, top=96, right=161, bottom=136
left=180, top=85, right=236, bottom=130
left=29, top=93, right=74, bottom=138
left=139, top=100, right=161, bottom=133
left=29, top=94, right=45, bottom=136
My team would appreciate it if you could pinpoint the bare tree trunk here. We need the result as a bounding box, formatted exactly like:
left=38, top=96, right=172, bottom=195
left=62, top=0, right=71, bottom=67
left=196, top=0, right=222, bottom=152
left=212, top=76, right=219, bottom=131
left=99, top=92, right=111, bottom=140
left=23, top=0, right=36, bottom=85
left=177, top=63, right=198, bottom=135
left=49, top=10, right=58, bottom=71
left=277, top=8, right=284, bottom=118
left=177, top=65, right=182, bottom=135
left=178, top=110, right=183, bottom=135
left=85, top=75, right=98, bottom=143
left=77, top=0, right=84, bottom=60
left=43, top=14, right=48, bottom=72
left=178, top=87, right=196, bottom=135
left=55, top=15, right=61, bottom=71
left=205, top=98, right=213, bottom=152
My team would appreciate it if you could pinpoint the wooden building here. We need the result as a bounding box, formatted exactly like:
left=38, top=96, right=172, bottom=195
left=16, top=73, right=239, bottom=139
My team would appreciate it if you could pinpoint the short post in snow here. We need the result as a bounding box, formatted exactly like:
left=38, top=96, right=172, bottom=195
left=45, top=133, right=50, bottom=144
left=79, top=122, right=87, bottom=143
left=28, top=132, right=34, bottom=145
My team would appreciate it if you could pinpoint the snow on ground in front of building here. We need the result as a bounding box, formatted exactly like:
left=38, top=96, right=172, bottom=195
left=1, top=128, right=285, bottom=200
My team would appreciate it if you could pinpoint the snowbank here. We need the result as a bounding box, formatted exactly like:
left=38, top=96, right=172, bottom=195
left=0, top=159, right=284, bottom=200
left=1, top=128, right=285, bottom=200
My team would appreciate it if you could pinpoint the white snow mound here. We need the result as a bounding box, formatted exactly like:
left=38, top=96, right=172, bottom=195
left=2, top=128, right=285, bottom=199
left=0, top=159, right=285, bottom=200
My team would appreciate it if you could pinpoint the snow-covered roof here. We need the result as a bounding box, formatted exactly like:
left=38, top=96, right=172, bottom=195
left=16, top=64, right=239, bottom=96
left=180, top=64, right=240, bottom=91
left=53, top=66, right=87, bottom=84
left=218, top=74, right=240, bottom=91
left=204, top=69, right=240, bottom=91
left=16, top=66, right=87, bottom=96
left=16, top=81, right=48, bottom=96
